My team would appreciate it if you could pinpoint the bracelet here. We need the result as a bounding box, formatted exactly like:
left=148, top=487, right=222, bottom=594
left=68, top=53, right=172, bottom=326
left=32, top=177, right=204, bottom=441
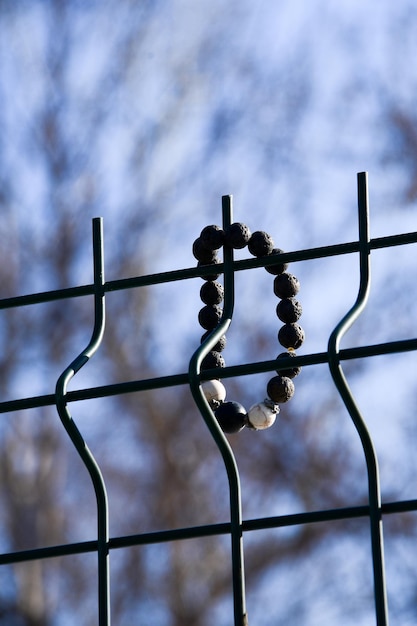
left=193, top=223, right=305, bottom=434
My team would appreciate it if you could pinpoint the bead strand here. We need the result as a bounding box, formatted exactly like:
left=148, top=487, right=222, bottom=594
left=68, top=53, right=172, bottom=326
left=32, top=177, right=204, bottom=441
left=193, top=223, right=304, bottom=434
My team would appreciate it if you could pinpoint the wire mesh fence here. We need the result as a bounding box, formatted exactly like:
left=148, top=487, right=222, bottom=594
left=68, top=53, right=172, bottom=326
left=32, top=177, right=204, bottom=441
left=0, top=172, right=416, bottom=625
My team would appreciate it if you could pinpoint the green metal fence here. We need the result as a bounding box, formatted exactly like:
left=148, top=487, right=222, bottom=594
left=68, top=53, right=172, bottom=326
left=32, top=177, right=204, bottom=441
left=0, top=172, right=416, bottom=625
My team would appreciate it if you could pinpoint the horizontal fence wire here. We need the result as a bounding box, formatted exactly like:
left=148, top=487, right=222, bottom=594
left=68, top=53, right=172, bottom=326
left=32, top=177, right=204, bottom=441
left=0, top=172, right=416, bottom=625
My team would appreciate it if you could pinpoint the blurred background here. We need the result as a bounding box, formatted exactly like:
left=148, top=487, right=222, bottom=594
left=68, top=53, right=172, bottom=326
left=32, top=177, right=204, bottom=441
left=0, top=1, right=417, bottom=624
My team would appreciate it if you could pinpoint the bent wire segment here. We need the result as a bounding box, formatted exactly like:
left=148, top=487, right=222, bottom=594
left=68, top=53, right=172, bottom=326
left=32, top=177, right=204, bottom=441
left=188, top=195, right=248, bottom=626
left=328, top=173, right=389, bottom=626
left=55, top=218, right=110, bottom=626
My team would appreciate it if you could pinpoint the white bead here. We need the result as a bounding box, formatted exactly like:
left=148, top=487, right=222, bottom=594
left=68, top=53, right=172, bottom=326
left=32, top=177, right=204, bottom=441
left=247, top=400, right=279, bottom=430
left=201, top=380, right=226, bottom=408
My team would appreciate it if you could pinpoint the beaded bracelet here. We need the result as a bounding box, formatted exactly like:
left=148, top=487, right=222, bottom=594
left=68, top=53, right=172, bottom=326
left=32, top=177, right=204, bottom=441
left=193, top=223, right=305, bottom=434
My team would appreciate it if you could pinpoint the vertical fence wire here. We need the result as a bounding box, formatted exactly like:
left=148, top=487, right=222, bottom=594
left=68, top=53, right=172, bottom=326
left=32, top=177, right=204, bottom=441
left=328, top=173, right=388, bottom=625
left=55, top=217, right=110, bottom=626
left=189, top=195, right=247, bottom=626
left=0, top=174, right=416, bottom=624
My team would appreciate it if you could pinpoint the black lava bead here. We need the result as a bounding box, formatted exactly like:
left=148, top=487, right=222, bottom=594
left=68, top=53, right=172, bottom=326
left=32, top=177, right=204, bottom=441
left=248, top=231, right=275, bottom=257
left=215, top=401, right=247, bottom=434
left=198, top=305, right=222, bottom=330
left=201, top=350, right=225, bottom=370
left=201, top=331, right=227, bottom=352
left=197, top=258, right=222, bottom=281
left=265, top=248, right=289, bottom=275
left=200, top=225, right=225, bottom=251
left=200, top=281, right=224, bottom=305
left=224, top=222, right=251, bottom=249
left=275, top=351, right=302, bottom=378
left=273, top=272, right=300, bottom=299
left=267, top=375, right=295, bottom=403
left=276, top=298, right=302, bottom=323
left=193, top=237, right=218, bottom=263
left=278, top=323, right=305, bottom=349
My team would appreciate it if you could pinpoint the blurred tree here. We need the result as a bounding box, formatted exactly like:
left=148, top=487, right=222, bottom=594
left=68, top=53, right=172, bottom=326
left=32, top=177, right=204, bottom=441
left=0, top=1, right=416, bottom=626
